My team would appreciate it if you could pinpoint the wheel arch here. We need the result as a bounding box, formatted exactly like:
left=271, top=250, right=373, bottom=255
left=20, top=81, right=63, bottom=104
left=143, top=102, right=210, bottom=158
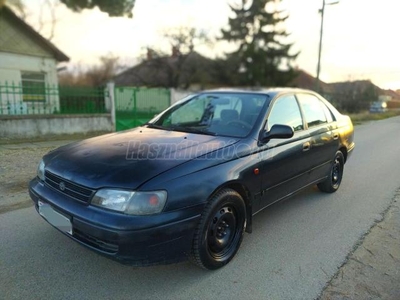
left=339, top=146, right=348, bottom=163
left=209, top=181, right=253, bottom=234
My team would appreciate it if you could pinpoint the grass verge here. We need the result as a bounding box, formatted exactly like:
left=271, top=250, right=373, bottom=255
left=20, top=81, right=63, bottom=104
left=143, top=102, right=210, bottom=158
left=349, top=110, right=400, bottom=125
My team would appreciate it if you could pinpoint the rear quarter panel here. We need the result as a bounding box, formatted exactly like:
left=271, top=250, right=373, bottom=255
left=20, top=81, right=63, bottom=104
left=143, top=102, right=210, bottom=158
left=322, top=98, right=355, bottom=159
left=336, top=114, right=355, bottom=159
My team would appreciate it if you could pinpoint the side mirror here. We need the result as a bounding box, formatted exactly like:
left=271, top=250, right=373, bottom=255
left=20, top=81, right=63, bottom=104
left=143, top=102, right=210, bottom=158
left=260, top=124, right=294, bottom=143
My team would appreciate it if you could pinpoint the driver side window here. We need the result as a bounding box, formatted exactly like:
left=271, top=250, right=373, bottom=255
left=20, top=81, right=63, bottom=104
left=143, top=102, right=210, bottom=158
left=267, top=95, right=304, bottom=132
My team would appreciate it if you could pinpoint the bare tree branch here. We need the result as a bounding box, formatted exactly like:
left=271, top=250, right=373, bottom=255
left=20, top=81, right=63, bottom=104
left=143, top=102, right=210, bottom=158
left=45, top=0, right=59, bottom=41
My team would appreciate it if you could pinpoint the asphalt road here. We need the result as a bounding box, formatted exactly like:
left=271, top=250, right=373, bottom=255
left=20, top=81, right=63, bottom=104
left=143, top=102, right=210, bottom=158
left=1, top=116, right=400, bottom=300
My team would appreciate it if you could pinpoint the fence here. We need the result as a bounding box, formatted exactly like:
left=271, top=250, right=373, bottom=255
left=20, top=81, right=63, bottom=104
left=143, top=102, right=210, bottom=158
left=114, top=87, right=171, bottom=131
left=0, top=82, right=107, bottom=115
left=0, top=81, right=176, bottom=132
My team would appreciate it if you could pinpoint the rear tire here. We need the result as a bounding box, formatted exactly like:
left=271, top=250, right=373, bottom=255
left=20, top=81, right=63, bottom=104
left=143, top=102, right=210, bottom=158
left=318, top=151, right=345, bottom=193
left=190, top=188, right=246, bottom=270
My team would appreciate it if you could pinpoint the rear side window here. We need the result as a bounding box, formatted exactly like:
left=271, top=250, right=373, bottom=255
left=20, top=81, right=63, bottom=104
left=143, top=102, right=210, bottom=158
left=297, top=94, right=328, bottom=128
left=321, top=101, right=335, bottom=123
left=267, top=95, right=304, bottom=132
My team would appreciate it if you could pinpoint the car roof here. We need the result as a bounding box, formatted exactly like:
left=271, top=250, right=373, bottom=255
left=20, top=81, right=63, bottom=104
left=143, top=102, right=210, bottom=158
left=199, top=87, right=318, bottom=98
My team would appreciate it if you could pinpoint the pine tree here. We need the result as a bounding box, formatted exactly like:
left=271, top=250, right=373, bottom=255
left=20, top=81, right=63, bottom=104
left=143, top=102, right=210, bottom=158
left=221, top=0, right=298, bottom=86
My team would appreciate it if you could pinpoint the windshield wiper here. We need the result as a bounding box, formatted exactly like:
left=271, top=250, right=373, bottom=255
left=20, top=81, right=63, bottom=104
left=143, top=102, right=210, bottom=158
left=145, top=123, right=217, bottom=136
left=170, top=126, right=217, bottom=136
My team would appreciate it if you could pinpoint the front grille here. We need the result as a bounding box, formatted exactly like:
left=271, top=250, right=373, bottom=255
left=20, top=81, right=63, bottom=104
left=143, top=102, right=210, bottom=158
left=44, top=170, right=94, bottom=203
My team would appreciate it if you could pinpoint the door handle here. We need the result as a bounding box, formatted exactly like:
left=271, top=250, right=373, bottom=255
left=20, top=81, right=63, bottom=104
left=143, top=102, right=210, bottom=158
left=333, top=133, right=339, bottom=140
left=303, top=142, right=311, bottom=152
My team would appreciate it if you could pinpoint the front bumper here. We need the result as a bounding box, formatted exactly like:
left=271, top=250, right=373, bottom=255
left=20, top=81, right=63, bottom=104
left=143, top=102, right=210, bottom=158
left=29, top=178, right=202, bottom=266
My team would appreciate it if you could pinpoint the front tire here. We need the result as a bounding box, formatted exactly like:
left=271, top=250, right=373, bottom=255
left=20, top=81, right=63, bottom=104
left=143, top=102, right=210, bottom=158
left=318, top=151, right=345, bottom=193
left=190, top=189, right=246, bottom=270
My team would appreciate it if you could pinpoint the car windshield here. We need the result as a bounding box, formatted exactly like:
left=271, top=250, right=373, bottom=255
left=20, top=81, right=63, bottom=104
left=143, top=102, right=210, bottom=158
left=147, top=93, right=268, bottom=137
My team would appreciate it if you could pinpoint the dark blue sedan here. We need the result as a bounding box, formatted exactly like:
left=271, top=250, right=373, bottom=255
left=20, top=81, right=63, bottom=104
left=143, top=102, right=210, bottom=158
left=29, top=89, right=355, bottom=270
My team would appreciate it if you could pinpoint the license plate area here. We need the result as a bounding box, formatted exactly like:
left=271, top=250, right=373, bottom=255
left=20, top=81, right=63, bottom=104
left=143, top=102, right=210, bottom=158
left=38, top=200, right=72, bottom=235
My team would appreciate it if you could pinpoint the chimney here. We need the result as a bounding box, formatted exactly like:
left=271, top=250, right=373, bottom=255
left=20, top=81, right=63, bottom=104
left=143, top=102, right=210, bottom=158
left=171, top=46, right=180, bottom=57
left=147, top=48, right=153, bottom=60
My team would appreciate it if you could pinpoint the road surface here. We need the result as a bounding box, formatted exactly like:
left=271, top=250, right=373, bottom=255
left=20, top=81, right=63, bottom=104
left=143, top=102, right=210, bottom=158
left=1, top=116, right=400, bottom=300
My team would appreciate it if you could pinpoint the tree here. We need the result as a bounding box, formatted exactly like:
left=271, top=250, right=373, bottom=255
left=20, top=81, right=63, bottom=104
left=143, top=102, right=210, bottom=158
left=221, top=0, right=298, bottom=86
left=343, top=82, right=378, bottom=113
left=59, top=54, right=122, bottom=86
left=3, top=0, right=135, bottom=18
left=37, top=0, right=59, bottom=41
left=3, top=0, right=135, bottom=40
left=59, top=0, right=135, bottom=18
left=3, top=0, right=58, bottom=41
left=329, top=80, right=378, bottom=113
left=213, top=56, right=241, bottom=86
left=135, top=26, right=214, bottom=89
left=162, top=26, right=210, bottom=55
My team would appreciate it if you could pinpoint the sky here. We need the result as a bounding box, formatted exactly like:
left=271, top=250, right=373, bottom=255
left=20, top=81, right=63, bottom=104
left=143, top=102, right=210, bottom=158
left=24, top=0, right=400, bottom=90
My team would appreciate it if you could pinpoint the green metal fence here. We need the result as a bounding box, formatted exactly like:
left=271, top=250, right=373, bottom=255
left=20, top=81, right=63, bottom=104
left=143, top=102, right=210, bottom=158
left=0, top=82, right=107, bottom=115
left=1, top=82, right=173, bottom=132
left=59, top=86, right=107, bottom=114
left=115, top=87, right=171, bottom=131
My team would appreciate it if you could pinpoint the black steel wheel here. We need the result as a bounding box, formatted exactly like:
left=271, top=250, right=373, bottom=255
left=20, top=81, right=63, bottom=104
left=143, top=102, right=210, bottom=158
left=190, top=188, right=246, bottom=270
left=318, top=151, right=345, bottom=193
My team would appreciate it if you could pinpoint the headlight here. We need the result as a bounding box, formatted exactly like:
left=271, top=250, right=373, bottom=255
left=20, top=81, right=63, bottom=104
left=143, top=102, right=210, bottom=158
left=37, top=160, right=45, bottom=181
left=91, top=189, right=167, bottom=215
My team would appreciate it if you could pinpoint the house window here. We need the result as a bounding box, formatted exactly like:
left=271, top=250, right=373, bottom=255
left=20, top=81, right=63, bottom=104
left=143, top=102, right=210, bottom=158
left=21, top=72, right=46, bottom=102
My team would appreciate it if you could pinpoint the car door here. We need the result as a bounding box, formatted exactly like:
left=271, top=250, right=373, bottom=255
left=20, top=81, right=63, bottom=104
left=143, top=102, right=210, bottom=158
left=256, top=94, right=311, bottom=212
left=296, top=93, right=339, bottom=183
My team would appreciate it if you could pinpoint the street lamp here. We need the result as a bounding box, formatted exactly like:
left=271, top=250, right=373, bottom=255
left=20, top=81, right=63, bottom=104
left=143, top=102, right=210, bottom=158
left=316, top=0, right=339, bottom=92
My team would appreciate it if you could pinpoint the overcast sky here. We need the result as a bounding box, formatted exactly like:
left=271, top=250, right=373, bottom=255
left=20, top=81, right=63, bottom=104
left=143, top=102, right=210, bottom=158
left=25, top=0, right=400, bottom=90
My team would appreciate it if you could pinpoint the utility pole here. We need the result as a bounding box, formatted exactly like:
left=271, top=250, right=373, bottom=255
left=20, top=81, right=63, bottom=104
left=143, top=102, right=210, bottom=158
left=316, top=0, right=339, bottom=92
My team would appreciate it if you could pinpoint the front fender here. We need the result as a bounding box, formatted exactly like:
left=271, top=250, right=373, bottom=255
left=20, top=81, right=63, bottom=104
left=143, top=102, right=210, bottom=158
left=141, top=152, right=261, bottom=214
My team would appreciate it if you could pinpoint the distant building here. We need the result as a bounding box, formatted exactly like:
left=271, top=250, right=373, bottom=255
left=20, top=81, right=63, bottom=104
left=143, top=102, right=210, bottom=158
left=290, top=69, right=332, bottom=93
left=291, top=70, right=400, bottom=112
left=113, top=50, right=215, bottom=89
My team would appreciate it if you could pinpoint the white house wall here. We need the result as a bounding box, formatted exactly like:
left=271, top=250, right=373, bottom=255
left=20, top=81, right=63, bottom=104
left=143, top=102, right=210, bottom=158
left=0, top=52, right=60, bottom=114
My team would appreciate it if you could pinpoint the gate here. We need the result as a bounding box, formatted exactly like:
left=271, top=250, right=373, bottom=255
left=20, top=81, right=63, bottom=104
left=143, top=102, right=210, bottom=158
left=114, top=87, right=171, bottom=131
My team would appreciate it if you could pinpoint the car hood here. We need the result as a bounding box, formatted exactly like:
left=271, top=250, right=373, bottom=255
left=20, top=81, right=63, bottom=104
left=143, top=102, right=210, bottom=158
left=44, top=128, right=239, bottom=189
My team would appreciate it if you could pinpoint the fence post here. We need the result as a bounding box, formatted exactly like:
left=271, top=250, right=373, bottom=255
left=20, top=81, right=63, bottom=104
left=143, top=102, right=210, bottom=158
left=133, top=88, right=137, bottom=126
left=170, top=88, right=175, bottom=105
left=107, top=81, right=116, bottom=130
